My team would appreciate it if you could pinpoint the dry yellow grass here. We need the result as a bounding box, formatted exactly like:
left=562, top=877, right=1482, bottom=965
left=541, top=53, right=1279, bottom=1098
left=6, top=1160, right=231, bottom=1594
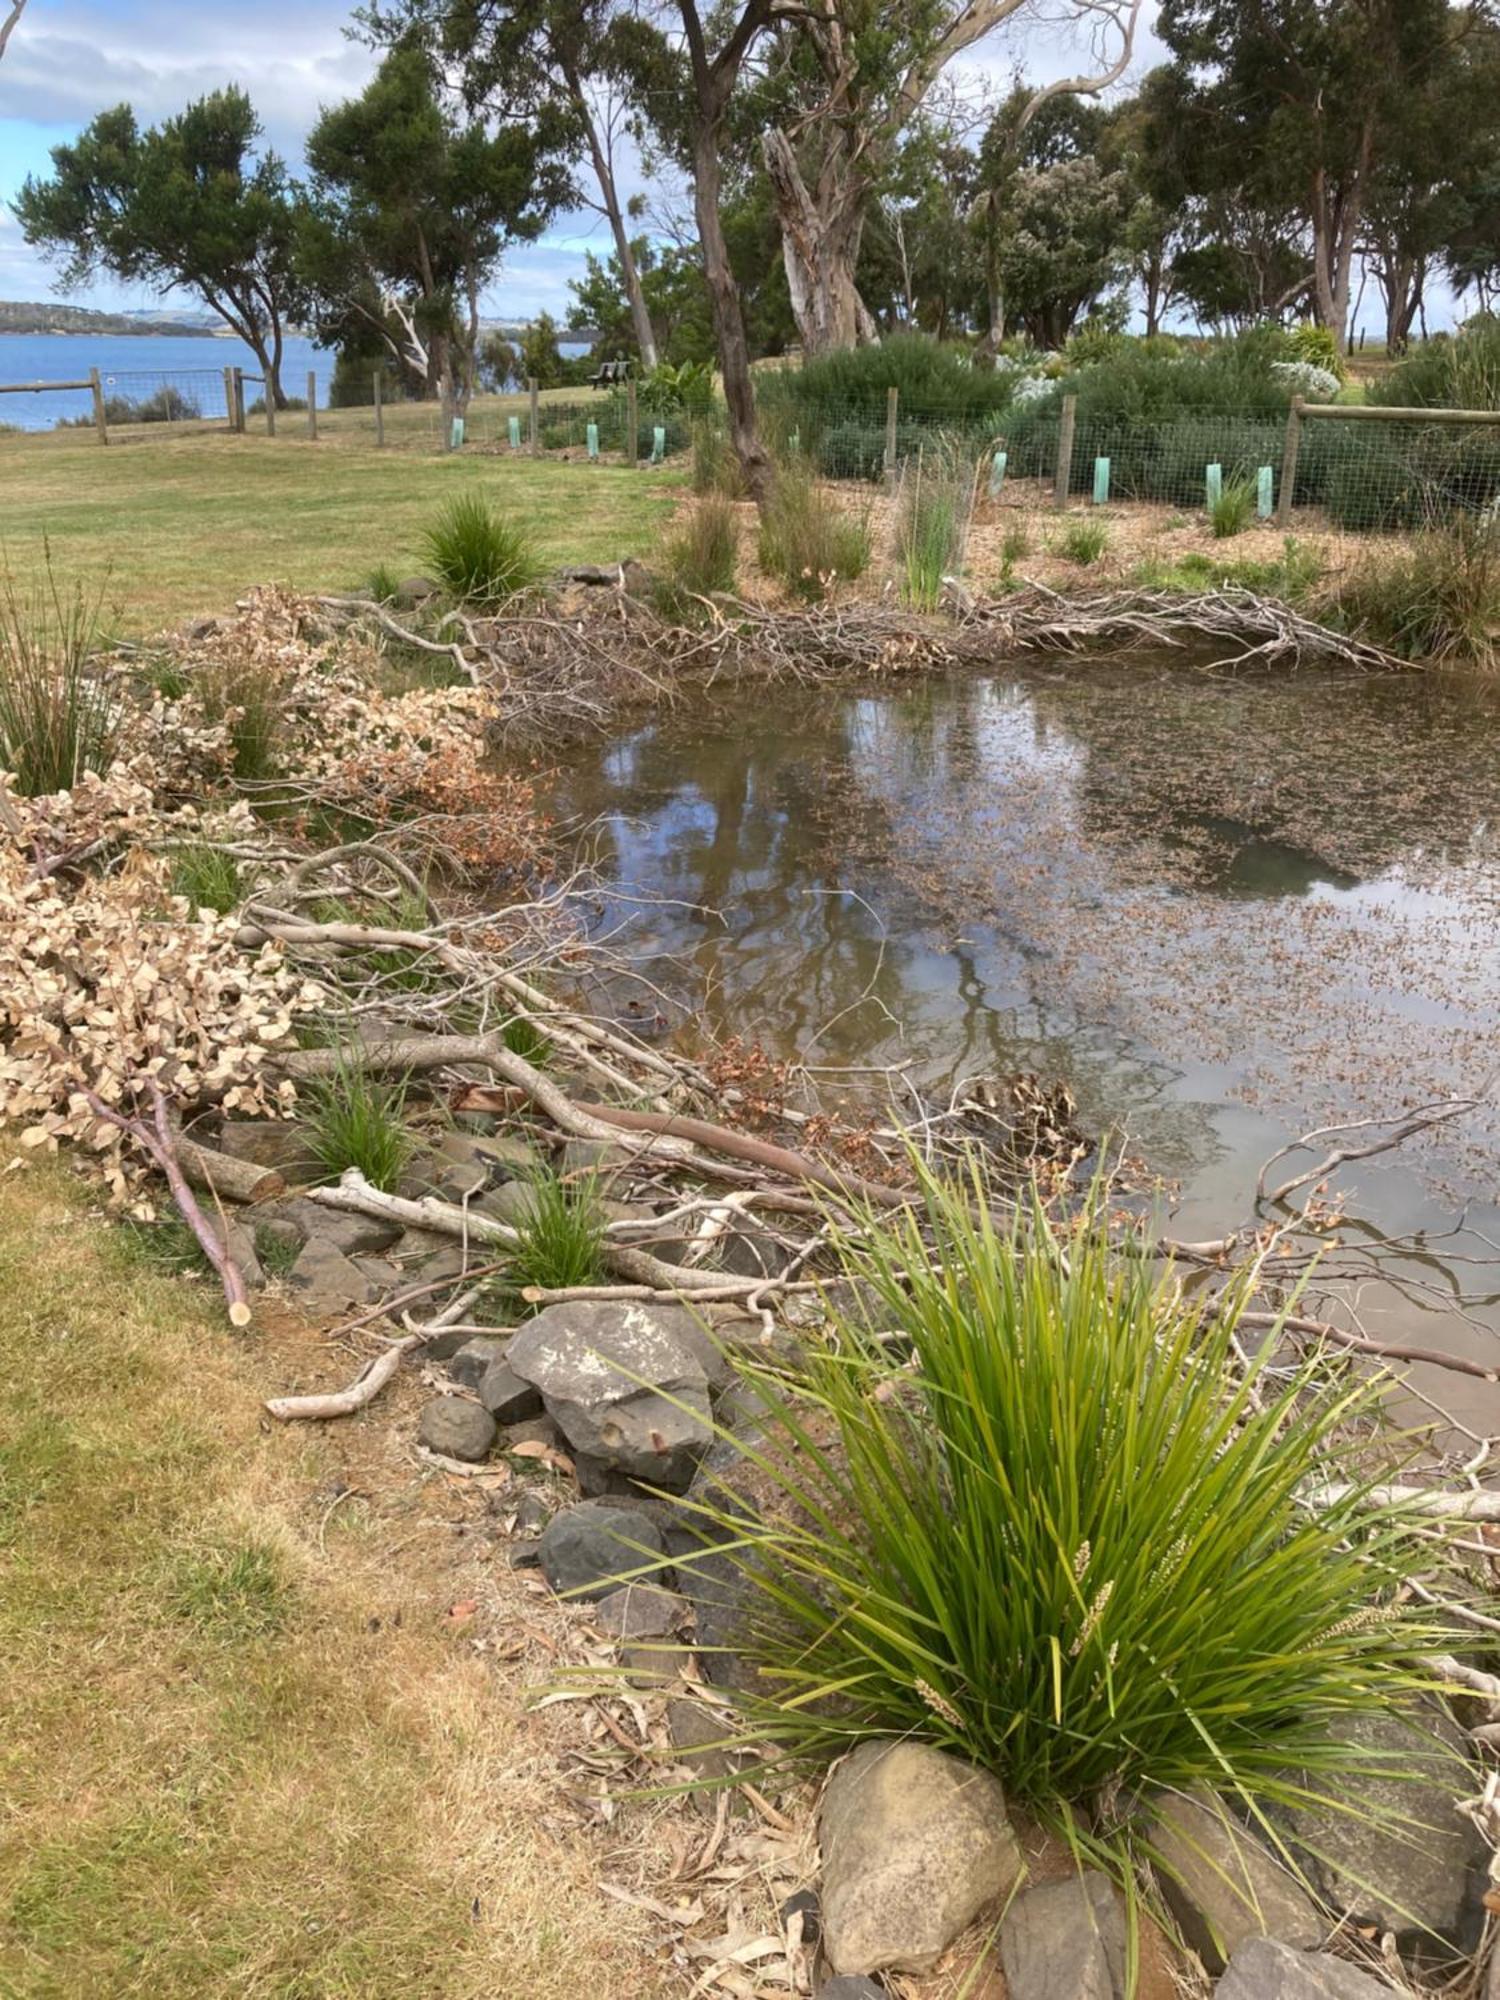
left=0, top=1159, right=670, bottom=1998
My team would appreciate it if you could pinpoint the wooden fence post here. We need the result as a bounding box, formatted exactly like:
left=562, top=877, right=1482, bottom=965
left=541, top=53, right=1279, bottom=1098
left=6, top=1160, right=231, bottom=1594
left=89, top=367, right=108, bottom=447
left=1053, top=394, right=1078, bottom=507
left=373, top=371, right=385, bottom=448
left=1277, top=396, right=1304, bottom=528
left=883, top=385, right=900, bottom=491
left=306, top=370, right=317, bottom=440
left=223, top=366, right=236, bottom=433
left=233, top=368, right=246, bottom=432
left=528, top=377, right=540, bottom=456
left=264, top=381, right=276, bottom=438
left=626, top=378, right=638, bottom=466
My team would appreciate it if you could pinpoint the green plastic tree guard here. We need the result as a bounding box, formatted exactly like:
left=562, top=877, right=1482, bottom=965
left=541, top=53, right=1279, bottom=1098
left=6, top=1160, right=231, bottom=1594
left=1093, top=457, right=1111, bottom=505
left=586, top=422, right=600, bottom=459
left=650, top=425, right=666, bottom=464
left=989, top=450, right=1007, bottom=497
left=1206, top=462, right=1223, bottom=507
left=450, top=417, right=465, bottom=450
left=1257, top=465, right=1275, bottom=518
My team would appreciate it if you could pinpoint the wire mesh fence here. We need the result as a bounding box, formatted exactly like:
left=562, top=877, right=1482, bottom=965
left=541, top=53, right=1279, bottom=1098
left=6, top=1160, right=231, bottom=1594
left=756, top=387, right=1500, bottom=539
left=88, top=367, right=235, bottom=437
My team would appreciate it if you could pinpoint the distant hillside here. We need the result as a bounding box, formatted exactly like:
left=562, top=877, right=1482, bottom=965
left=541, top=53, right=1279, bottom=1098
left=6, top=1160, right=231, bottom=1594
left=0, top=301, right=217, bottom=338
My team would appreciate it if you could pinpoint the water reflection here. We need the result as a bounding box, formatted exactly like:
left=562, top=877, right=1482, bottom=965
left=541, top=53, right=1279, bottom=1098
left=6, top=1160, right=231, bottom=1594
left=546, top=658, right=1500, bottom=1406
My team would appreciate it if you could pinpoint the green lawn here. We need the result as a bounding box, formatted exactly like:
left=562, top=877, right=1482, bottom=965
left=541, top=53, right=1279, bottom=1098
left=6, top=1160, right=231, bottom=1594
left=0, top=417, right=681, bottom=629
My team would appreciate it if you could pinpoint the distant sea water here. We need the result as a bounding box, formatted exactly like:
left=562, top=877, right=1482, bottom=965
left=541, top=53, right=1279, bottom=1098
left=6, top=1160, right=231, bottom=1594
left=0, top=329, right=593, bottom=430
left=0, top=331, right=332, bottom=430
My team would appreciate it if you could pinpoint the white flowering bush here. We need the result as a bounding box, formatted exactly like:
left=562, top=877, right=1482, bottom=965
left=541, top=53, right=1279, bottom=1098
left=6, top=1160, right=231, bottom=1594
left=1271, top=360, right=1342, bottom=402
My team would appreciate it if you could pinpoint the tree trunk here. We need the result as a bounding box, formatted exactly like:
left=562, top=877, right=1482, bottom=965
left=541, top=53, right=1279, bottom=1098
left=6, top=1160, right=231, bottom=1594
left=693, top=117, right=772, bottom=505
left=568, top=66, right=660, bottom=372
left=762, top=127, right=875, bottom=356
left=1374, top=245, right=1425, bottom=354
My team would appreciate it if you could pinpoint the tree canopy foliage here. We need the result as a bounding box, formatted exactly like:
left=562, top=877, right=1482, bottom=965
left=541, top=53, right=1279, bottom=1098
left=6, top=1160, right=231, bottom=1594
left=16, top=88, right=307, bottom=404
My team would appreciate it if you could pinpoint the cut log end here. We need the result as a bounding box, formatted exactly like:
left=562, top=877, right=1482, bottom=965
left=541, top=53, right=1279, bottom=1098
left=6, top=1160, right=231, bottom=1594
left=229, top=1300, right=253, bottom=1328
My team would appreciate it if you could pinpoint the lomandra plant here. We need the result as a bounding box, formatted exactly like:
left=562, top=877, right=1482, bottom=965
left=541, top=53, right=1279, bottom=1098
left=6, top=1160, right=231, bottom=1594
left=0, top=562, right=113, bottom=796
left=421, top=492, right=544, bottom=605
left=687, top=1167, right=1441, bottom=1826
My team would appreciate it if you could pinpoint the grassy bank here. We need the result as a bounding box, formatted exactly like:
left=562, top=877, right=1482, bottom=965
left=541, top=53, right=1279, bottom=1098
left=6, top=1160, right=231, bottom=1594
left=0, top=1161, right=657, bottom=1999
left=0, top=423, right=680, bottom=629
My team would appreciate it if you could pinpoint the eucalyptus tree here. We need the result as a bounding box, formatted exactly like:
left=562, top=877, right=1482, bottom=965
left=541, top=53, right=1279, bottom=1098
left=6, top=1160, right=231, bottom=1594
left=361, top=0, right=670, bottom=370
left=15, top=88, right=308, bottom=404
left=1157, top=0, right=1498, bottom=344
left=757, top=0, right=1144, bottom=356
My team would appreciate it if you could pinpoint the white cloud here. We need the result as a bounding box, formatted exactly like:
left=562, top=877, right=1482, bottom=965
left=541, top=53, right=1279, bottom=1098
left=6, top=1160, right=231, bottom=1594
left=0, top=1, right=1173, bottom=320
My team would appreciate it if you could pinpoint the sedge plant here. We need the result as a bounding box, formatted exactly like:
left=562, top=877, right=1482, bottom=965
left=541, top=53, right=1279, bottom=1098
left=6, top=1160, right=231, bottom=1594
left=420, top=493, right=544, bottom=606
left=897, top=441, right=974, bottom=611
left=302, top=1053, right=414, bottom=1193
left=680, top=1165, right=1446, bottom=1851
left=503, top=1169, right=606, bottom=1304
left=1210, top=471, right=1257, bottom=540
left=757, top=458, right=871, bottom=603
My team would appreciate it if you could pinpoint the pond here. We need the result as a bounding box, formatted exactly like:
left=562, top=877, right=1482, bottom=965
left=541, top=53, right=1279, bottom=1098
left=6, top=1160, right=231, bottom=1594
left=545, top=655, right=1500, bottom=1421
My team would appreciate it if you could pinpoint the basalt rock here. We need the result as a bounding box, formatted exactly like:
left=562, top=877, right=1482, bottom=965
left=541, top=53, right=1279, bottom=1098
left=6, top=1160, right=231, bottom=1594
left=818, top=1740, right=1022, bottom=1977
left=507, top=1300, right=713, bottom=1491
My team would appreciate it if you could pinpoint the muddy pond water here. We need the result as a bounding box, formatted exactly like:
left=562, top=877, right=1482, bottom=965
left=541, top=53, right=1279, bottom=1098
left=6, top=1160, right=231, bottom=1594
left=545, top=655, right=1500, bottom=1424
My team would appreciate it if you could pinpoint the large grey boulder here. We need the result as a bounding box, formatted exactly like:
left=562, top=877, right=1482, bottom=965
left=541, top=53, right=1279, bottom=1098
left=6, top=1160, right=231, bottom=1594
left=537, top=1500, right=668, bottom=1601
left=1000, top=1871, right=1126, bottom=2000
left=1215, top=1938, right=1396, bottom=1998
left=256, top=1197, right=401, bottom=1258
left=216, top=1119, right=320, bottom=1177
left=818, top=1740, right=1022, bottom=1977
left=1272, top=1705, right=1487, bottom=1963
left=507, top=1300, right=713, bottom=1490
left=594, top=1583, right=689, bottom=1639
left=477, top=1360, right=544, bottom=1424
left=1148, top=1787, right=1325, bottom=1971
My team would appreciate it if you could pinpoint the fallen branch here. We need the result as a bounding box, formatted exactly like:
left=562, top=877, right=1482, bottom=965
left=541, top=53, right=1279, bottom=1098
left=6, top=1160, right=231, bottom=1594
left=1307, top=1483, right=1500, bottom=1521
left=84, top=1080, right=252, bottom=1326
left=174, top=1131, right=286, bottom=1206
left=264, top=1334, right=420, bottom=1422
left=1257, top=1090, right=1495, bottom=1208
left=1245, top=1309, right=1500, bottom=1383
left=302, top=1168, right=778, bottom=1297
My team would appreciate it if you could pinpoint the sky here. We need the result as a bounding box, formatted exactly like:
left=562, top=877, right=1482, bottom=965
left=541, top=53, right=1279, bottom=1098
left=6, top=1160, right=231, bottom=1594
left=0, top=1, right=1173, bottom=323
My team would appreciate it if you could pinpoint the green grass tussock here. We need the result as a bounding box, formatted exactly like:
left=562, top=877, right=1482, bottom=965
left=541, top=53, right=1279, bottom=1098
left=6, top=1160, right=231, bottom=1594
left=757, top=461, right=871, bottom=603
left=1328, top=517, right=1500, bottom=668
left=302, top=1053, right=414, bottom=1192
left=688, top=1167, right=1441, bottom=1832
left=661, top=493, right=739, bottom=611
left=503, top=1170, right=606, bottom=1305
left=1209, top=473, right=1256, bottom=539
left=421, top=493, right=545, bottom=606
left=168, top=842, right=243, bottom=915
left=1057, top=517, right=1110, bottom=566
